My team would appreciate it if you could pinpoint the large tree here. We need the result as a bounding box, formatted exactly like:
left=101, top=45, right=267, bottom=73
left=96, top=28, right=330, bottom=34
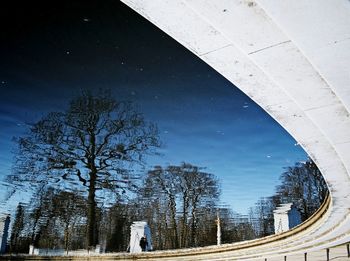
left=140, top=163, right=220, bottom=249
left=9, top=89, right=160, bottom=248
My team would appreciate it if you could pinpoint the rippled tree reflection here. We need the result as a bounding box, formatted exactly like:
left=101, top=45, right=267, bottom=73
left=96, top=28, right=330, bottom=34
left=8, top=89, right=160, bottom=248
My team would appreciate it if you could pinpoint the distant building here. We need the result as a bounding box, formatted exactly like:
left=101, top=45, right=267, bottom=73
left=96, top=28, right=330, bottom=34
left=129, top=221, right=152, bottom=253
left=0, top=215, right=10, bottom=254
left=273, top=203, right=301, bottom=234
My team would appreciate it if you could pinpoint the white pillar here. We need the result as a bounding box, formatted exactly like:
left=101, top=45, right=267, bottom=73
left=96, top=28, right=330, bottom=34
left=216, top=211, right=221, bottom=246
left=29, top=245, right=35, bottom=255
left=273, top=203, right=301, bottom=234
left=129, top=221, right=152, bottom=253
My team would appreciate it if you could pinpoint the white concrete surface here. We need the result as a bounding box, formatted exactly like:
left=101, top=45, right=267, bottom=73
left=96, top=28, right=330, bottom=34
left=273, top=204, right=301, bottom=234
left=121, top=0, right=350, bottom=258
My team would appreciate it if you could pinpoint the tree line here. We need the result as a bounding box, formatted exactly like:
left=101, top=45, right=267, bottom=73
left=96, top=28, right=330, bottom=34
left=5, top=90, right=328, bottom=253
left=8, top=163, right=223, bottom=252
left=8, top=159, right=327, bottom=253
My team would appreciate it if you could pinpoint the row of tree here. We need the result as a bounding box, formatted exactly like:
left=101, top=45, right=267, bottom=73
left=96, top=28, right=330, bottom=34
left=8, top=163, right=222, bottom=252
left=8, top=159, right=327, bottom=253
left=9, top=187, right=87, bottom=253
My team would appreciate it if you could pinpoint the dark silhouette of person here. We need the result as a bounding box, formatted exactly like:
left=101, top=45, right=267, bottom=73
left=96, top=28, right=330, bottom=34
left=139, top=236, right=148, bottom=252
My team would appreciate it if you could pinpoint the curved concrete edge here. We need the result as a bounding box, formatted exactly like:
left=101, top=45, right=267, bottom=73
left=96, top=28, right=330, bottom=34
left=119, top=0, right=350, bottom=259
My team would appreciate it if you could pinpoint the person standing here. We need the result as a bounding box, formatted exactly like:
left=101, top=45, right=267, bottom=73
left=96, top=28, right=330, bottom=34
left=139, top=236, right=148, bottom=252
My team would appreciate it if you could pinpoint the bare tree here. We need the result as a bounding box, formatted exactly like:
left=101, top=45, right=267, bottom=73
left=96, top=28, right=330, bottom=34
left=8, top=89, right=160, bottom=248
left=140, top=163, right=220, bottom=249
left=146, top=165, right=180, bottom=248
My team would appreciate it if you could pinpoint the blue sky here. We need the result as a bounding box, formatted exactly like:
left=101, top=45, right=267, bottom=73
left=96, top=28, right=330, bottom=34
left=0, top=0, right=308, bottom=214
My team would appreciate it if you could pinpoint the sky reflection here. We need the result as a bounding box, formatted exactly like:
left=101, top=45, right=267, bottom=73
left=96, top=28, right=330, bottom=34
left=0, top=0, right=308, bottom=214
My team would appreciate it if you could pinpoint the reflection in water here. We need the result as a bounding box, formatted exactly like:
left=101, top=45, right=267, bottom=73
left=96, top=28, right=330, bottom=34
left=0, top=0, right=327, bottom=254
left=2, top=90, right=328, bottom=253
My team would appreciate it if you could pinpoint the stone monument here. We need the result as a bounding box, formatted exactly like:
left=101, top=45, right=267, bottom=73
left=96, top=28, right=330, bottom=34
left=273, top=203, right=301, bottom=234
left=129, top=221, right=152, bottom=253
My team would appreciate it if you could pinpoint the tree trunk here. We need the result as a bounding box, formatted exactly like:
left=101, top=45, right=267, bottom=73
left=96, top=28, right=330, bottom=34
left=181, top=193, right=189, bottom=248
left=169, top=195, right=179, bottom=249
left=64, top=224, right=69, bottom=254
left=156, top=202, right=164, bottom=250
left=87, top=171, right=97, bottom=248
left=87, top=130, right=98, bottom=249
left=190, top=201, right=197, bottom=247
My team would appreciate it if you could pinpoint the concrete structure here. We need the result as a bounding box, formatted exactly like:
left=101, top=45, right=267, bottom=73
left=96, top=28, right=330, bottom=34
left=129, top=221, right=152, bottom=253
left=0, top=1, right=347, bottom=260
left=273, top=203, right=301, bottom=234
left=216, top=211, right=221, bottom=246
left=0, top=215, right=10, bottom=254
left=118, top=0, right=350, bottom=258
